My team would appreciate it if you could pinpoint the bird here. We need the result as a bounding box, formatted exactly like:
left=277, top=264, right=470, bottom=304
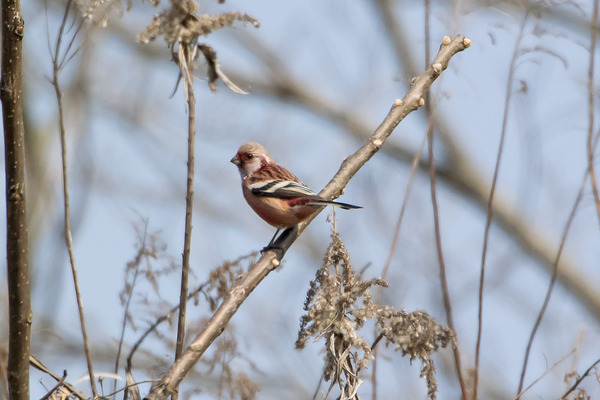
left=231, top=142, right=361, bottom=247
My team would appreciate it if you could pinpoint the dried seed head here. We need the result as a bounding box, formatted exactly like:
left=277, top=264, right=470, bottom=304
left=296, top=229, right=452, bottom=400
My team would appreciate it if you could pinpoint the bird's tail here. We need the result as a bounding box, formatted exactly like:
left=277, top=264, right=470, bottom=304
left=308, top=199, right=362, bottom=210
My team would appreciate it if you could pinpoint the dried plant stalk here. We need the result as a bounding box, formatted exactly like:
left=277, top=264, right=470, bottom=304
left=297, top=231, right=452, bottom=400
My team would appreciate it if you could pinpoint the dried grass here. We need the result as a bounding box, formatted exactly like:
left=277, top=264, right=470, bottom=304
left=297, top=230, right=452, bottom=400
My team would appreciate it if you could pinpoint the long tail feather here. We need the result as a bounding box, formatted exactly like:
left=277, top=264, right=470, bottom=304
left=308, top=199, right=362, bottom=210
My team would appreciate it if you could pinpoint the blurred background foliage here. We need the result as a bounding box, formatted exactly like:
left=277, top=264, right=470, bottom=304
left=1, top=0, right=599, bottom=398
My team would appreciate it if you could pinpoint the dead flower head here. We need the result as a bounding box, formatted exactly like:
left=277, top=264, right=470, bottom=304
left=139, top=0, right=259, bottom=46
left=138, top=0, right=258, bottom=93
left=297, top=230, right=453, bottom=400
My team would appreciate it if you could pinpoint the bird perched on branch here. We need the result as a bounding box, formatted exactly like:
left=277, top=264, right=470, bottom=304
left=231, top=142, right=361, bottom=247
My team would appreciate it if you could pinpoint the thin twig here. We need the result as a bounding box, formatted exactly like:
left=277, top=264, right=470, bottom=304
left=473, top=8, right=530, bottom=399
left=381, top=134, right=427, bottom=282
left=39, top=371, right=68, bottom=400
left=371, top=333, right=384, bottom=351
left=113, top=222, right=148, bottom=396
left=566, top=330, right=586, bottom=389
left=30, top=355, right=87, bottom=400
left=127, top=281, right=209, bottom=371
left=587, top=0, right=600, bottom=226
left=175, top=42, right=198, bottom=398
left=144, top=35, right=470, bottom=400
left=50, top=0, right=97, bottom=396
left=104, top=379, right=156, bottom=399
left=126, top=253, right=254, bottom=371
left=519, top=2, right=599, bottom=395
left=310, top=376, right=324, bottom=400
left=560, top=358, right=600, bottom=399
left=515, top=346, right=577, bottom=400
left=425, top=56, right=467, bottom=400
left=53, top=0, right=83, bottom=72
left=54, top=43, right=98, bottom=400
left=423, top=5, right=467, bottom=398
left=516, top=156, right=593, bottom=395
left=516, top=2, right=599, bottom=394
left=371, top=133, right=426, bottom=400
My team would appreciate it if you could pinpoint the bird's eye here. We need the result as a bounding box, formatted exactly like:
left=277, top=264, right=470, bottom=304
left=247, top=154, right=253, bottom=159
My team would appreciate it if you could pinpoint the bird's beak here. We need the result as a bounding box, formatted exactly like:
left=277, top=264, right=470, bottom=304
left=230, top=155, right=241, bottom=165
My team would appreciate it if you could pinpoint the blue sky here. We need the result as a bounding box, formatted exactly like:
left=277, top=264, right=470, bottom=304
left=1, top=0, right=600, bottom=398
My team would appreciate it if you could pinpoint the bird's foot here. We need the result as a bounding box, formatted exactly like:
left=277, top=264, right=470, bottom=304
left=261, top=244, right=283, bottom=254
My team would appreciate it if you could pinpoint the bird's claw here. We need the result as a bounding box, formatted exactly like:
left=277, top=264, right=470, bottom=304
left=261, top=244, right=283, bottom=254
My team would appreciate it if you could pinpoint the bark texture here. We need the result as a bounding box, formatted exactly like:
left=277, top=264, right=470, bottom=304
left=1, top=0, right=31, bottom=398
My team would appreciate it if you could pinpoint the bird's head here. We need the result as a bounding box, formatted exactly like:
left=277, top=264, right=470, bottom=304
left=231, top=142, right=274, bottom=178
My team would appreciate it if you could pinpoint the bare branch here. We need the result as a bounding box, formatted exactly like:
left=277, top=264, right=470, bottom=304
left=175, top=41, right=197, bottom=397
left=141, top=8, right=258, bottom=386
left=2, top=0, right=31, bottom=396
left=516, top=161, right=590, bottom=395
left=114, top=222, right=149, bottom=394
left=587, top=0, right=600, bottom=227
left=478, top=7, right=530, bottom=399
left=230, top=25, right=600, bottom=325
left=372, top=134, right=426, bottom=400
left=50, top=0, right=97, bottom=395
left=517, top=1, right=599, bottom=394
left=560, top=358, right=600, bottom=399
left=424, top=10, right=467, bottom=400
left=29, top=355, right=87, bottom=400
left=117, top=7, right=600, bottom=323
left=143, top=35, right=470, bottom=400
left=39, top=371, right=67, bottom=400
left=126, top=281, right=210, bottom=370
left=515, top=346, right=578, bottom=400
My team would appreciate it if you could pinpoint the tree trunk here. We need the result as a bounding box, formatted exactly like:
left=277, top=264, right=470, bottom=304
left=1, top=0, right=31, bottom=398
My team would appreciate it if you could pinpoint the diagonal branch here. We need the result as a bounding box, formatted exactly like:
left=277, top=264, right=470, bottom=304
left=144, top=35, right=470, bottom=400
left=112, top=18, right=600, bottom=321
left=30, top=355, right=87, bottom=400
left=228, top=34, right=600, bottom=324
left=560, top=357, right=600, bottom=399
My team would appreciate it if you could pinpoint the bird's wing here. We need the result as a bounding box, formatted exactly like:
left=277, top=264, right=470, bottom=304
left=250, top=179, right=317, bottom=199
left=250, top=179, right=362, bottom=209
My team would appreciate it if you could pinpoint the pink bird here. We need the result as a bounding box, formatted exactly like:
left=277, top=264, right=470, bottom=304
left=231, top=142, right=361, bottom=247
